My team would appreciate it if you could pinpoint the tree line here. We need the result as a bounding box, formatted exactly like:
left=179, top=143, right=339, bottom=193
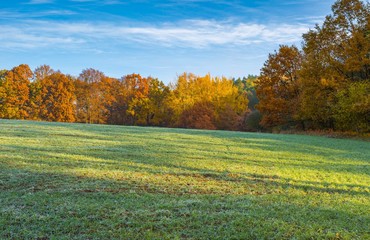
left=0, top=65, right=257, bottom=131
left=0, top=0, right=369, bottom=133
left=256, top=0, right=369, bottom=133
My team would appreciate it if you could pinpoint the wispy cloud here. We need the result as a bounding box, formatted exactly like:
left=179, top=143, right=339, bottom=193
left=295, top=15, right=326, bottom=24
left=0, top=10, right=76, bottom=19
left=69, top=0, right=96, bottom=2
left=0, top=19, right=309, bottom=50
left=281, top=0, right=323, bottom=5
left=0, top=25, right=84, bottom=50
left=27, top=0, right=54, bottom=4
left=69, top=0, right=123, bottom=4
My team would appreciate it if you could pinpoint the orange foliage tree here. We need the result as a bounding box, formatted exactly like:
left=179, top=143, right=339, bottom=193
left=75, top=68, right=116, bottom=124
left=38, top=72, right=76, bottom=122
left=255, top=45, right=302, bottom=130
left=121, top=73, right=149, bottom=125
left=179, top=101, right=217, bottom=130
left=29, top=65, right=55, bottom=120
left=0, top=64, right=32, bottom=119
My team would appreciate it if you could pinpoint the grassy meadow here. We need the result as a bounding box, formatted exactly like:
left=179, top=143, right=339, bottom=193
left=0, top=119, right=369, bottom=239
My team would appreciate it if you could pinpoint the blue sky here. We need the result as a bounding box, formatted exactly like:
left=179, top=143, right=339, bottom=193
left=0, top=0, right=333, bottom=83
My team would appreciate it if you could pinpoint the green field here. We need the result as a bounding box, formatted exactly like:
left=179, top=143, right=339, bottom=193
left=0, top=119, right=369, bottom=239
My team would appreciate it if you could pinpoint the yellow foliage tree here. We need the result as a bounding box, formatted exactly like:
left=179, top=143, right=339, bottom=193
left=169, top=73, right=249, bottom=130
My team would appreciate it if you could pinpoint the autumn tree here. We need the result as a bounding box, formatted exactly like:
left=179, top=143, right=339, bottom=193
left=179, top=101, right=216, bottom=130
left=169, top=73, right=249, bottom=130
left=38, top=72, right=76, bottom=122
left=146, top=78, right=171, bottom=126
left=28, top=65, right=55, bottom=120
left=212, top=77, right=248, bottom=130
left=168, top=73, right=200, bottom=124
left=120, top=73, right=150, bottom=125
left=299, top=0, right=370, bottom=130
left=255, top=45, right=302, bottom=130
left=74, top=78, right=89, bottom=122
left=0, top=70, right=7, bottom=116
left=0, top=64, right=32, bottom=119
left=34, top=65, right=55, bottom=80
left=107, top=79, right=128, bottom=125
left=75, top=68, right=108, bottom=124
left=98, top=76, right=118, bottom=123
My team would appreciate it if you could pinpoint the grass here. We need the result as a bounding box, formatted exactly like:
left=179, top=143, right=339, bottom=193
left=0, top=119, right=369, bottom=239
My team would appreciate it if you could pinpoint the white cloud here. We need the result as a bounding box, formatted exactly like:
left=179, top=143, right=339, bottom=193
left=0, top=19, right=309, bottom=50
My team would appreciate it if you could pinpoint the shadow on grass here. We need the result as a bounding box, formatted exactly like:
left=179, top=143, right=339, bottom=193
left=3, top=119, right=369, bottom=162
left=2, top=135, right=369, bottom=195
left=1, top=167, right=369, bottom=239
left=1, top=146, right=369, bottom=197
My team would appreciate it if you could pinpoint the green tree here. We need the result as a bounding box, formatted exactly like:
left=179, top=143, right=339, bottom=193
left=334, top=81, right=370, bottom=132
left=233, top=75, right=259, bottom=110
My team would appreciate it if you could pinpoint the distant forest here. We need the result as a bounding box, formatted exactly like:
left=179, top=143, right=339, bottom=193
left=1, top=0, right=369, bottom=133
